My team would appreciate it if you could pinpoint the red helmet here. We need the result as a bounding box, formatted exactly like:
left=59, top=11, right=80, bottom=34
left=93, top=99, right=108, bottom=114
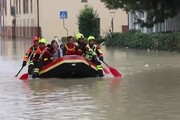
left=33, top=36, right=39, bottom=43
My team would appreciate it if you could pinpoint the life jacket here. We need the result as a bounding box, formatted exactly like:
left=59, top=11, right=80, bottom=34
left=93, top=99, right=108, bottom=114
left=85, top=44, right=103, bottom=71
left=64, top=44, right=77, bottom=55
left=34, top=47, right=52, bottom=64
left=85, top=44, right=103, bottom=60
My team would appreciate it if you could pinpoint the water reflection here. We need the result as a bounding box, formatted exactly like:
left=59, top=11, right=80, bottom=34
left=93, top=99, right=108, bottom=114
left=19, top=78, right=122, bottom=119
left=0, top=37, right=32, bottom=58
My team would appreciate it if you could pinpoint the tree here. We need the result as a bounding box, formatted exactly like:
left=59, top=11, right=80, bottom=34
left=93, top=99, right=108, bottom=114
left=77, top=5, right=99, bottom=37
left=104, top=0, right=180, bottom=28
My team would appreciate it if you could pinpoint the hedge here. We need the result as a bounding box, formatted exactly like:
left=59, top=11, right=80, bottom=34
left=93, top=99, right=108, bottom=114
left=105, top=30, right=180, bottom=52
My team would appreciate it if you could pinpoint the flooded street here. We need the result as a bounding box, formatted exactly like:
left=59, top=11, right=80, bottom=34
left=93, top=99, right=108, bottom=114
left=1, top=37, right=180, bottom=120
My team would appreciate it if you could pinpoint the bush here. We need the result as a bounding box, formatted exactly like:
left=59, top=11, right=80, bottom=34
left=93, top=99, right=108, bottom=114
left=96, top=38, right=105, bottom=44
left=77, top=5, right=99, bottom=38
left=105, top=30, right=180, bottom=51
left=61, top=37, right=67, bottom=43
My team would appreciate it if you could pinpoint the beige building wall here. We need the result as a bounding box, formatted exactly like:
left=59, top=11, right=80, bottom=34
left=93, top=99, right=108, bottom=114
left=39, top=0, right=128, bottom=41
left=1, top=0, right=128, bottom=42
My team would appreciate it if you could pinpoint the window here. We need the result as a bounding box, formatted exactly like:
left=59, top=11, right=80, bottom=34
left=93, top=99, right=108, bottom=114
left=10, top=0, right=16, bottom=16
left=10, top=0, right=12, bottom=7
left=81, top=0, right=88, bottom=2
left=30, top=0, right=33, bottom=13
left=139, top=12, right=144, bottom=19
left=19, top=0, right=21, bottom=14
left=10, top=6, right=15, bottom=16
left=23, top=0, right=29, bottom=14
left=16, top=0, right=18, bottom=14
left=4, top=0, right=7, bottom=15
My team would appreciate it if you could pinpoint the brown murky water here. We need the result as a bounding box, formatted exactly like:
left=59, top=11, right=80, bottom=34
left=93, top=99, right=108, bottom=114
left=1, top=37, right=180, bottom=120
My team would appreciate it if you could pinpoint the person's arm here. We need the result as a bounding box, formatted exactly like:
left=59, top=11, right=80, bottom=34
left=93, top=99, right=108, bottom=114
left=22, top=47, right=33, bottom=67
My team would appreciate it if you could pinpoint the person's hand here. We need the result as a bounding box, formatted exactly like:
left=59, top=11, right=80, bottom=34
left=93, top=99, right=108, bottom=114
left=22, top=61, right=27, bottom=67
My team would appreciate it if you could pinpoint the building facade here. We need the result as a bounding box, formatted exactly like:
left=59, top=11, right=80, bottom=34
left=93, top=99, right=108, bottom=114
left=129, top=11, right=180, bottom=33
left=0, top=0, right=39, bottom=38
left=0, top=0, right=128, bottom=41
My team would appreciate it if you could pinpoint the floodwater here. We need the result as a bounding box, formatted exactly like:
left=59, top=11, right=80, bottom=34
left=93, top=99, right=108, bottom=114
left=1, top=37, right=180, bottom=120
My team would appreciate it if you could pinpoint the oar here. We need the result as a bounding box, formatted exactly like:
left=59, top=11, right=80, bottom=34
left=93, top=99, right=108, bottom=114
left=103, top=67, right=110, bottom=74
left=19, top=73, right=28, bottom=80
left=19, top=47, right=48, bottom=80
left=102, top=60, right=122, bottom=77
left=15, top=50, right=35, bottom=77
left=15, top=66, right=24, bottom=77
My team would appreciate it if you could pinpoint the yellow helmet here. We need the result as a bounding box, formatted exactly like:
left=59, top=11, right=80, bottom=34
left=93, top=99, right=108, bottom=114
left=38, top=38, right=46, bottom=44
left=75, top=33, right=84, bottom=40
left=88, top=36, right=95, bottom=41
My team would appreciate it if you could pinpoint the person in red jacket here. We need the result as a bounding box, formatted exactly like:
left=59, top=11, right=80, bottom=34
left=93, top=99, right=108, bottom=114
left=85, top=36, right=104, bottom=77
left=22, top=36, right=39, bottom=75
left=63, top=36, right=79, bottom=56
left=32, top=38, right=53, bottom=78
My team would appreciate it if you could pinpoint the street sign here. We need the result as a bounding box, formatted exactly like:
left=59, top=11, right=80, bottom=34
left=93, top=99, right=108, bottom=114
left=60, top=11, right=68, bottom=19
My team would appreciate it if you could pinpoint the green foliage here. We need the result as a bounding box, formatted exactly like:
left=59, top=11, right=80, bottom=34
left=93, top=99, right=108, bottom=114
left=105, top=30, right=180, bottom=51
left=103, top=0, right=180, bottom=28
left=95, top=38, right=105, bottom=44
left=77, top=5, right=99, bottom=38
left=61, top=37, right=67, bottom=43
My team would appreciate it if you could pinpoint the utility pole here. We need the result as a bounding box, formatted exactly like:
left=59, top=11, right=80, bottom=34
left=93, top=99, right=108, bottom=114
left=63, top=19, right=68, bottom=36
left=110, top=11, right=115, bottom=33
left=37, top=0, right=40, bottom=37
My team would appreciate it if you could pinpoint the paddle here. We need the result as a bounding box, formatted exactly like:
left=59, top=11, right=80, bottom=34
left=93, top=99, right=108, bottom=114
left=87, top=48, right=121, bottom=77
left=84, top=57, right=109, bottom=74
left=19, top=47, right=48, bottom=80
left=101, top=60, right=122, bottom=77
left=15, top=50, right=35, bottom=77
left=19, top=73, right=28, bottom=80
left=15, top=67, right=24, bottom=77
left=103, top=67, right=110, bottom=74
